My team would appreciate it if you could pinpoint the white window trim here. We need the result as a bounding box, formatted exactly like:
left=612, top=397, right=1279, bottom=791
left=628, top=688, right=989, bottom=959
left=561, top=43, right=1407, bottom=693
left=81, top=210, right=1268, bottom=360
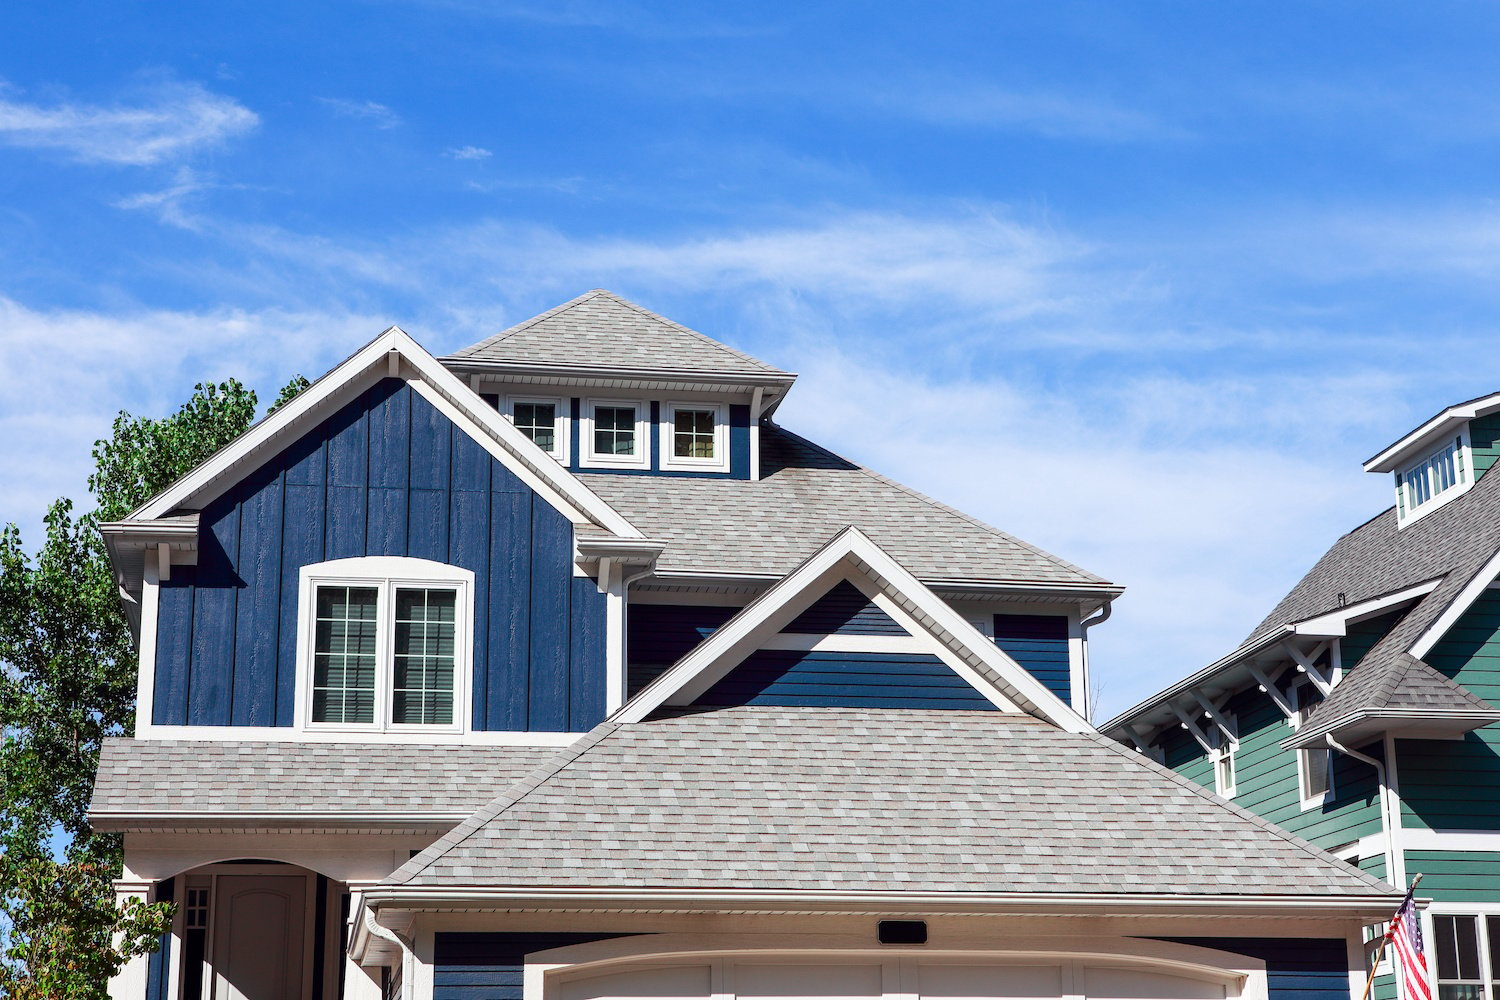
left=1397, top=427, right=1474, bottom=528
left=660, top=401, right=730, bottom=474
left=1289, top=680, right=1335, bottom=810
left=1425, top=906, right=1500, bottom=1000
left=296, top=556, right=474, bottom=735
left=505, top=394, right=569, bottom=465
left=1209, top=724, right=1238, bottom=799
left=581, top=398, right=651, bottom=470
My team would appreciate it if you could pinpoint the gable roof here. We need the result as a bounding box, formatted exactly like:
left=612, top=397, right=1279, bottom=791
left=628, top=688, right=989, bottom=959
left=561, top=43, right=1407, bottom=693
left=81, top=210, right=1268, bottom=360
left=582, top=425, right=1117, bottom=595
left=445, top=289, right=794, bottom=382
left=615, top=526, right=1091, bottom=731
left=1365, top=389, right=1500, bottom=472
left=379, top=706, right=1395, bottom=907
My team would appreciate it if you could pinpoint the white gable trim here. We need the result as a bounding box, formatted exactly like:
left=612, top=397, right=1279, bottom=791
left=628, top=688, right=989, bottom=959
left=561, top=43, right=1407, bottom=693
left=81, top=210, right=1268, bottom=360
left=128, top=327, right=641, bottom=538
left=1411, top=546, right=1500, bottom=659
left=1364, top=391, right=1500, bottom=472
left=614, top=526, right=1091, bottom=731
left=1292, top=579, right=1442, bottom=637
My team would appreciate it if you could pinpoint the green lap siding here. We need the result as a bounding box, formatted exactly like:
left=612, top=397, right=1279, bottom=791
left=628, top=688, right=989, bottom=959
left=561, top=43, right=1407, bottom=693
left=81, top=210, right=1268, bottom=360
left=1358, top=853, right=1387, bottom=883
left=1470, top=413, right=1500, bottom=480
left=1399, top=591, right=1500, bottom=832
left=1158, top=684, right=1384, bottom=849
left=1403, top=851, right=1500, bottom=902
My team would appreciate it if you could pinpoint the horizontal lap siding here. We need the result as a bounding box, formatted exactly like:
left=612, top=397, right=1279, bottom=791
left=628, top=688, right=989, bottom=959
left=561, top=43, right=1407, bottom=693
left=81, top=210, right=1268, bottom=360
left=1404, top=851, right=1500, bottom=901
left=1342, top=610, right=1406, bottom=672
left=993, top=614, right=1070, bottom=704
left=1471, top=413, right=1500, bottom=479
left=1401, top=592, right=1500, bottom=832
left=1159, top=685, right=1383, bottom=847
left=783, top=581, right=903, bottom=635
left=627, top=604, right=740, bottom=695
left=1156, top=939, right=1352, bottom=1000
left=152, top=379, right=606, bottom=732
left=433, top=933, right=630, bottom=1000
left=694, top=650, right=998, bottom=710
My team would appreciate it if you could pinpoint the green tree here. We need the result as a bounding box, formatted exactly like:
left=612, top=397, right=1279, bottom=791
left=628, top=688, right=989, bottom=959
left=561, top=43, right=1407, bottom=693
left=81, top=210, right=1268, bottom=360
left=0, top=375, right=306, bottom=997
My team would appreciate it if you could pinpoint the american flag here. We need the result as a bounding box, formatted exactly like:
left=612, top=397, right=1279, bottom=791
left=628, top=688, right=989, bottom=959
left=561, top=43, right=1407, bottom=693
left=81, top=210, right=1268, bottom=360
left=1388, top=884, right=1431, bottom=1000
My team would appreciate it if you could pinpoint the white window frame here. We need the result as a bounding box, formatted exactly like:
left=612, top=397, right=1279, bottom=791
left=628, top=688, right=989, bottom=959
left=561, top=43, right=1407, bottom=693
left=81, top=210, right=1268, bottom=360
left=1209, top=722, right=1238, bottom=798
left=660, top=401, right=730, bottom=474
left=1397, top=428, right=1474, bottom=527
left=581, top=398, right=651, bottom=470
left=1427, top=906, right=1500, bottom=1000
left=1290, top=678, right=1335, bottom=810
left=505, top=394, right=569, bottom=465
left=296, top=556, right=474, bottom=735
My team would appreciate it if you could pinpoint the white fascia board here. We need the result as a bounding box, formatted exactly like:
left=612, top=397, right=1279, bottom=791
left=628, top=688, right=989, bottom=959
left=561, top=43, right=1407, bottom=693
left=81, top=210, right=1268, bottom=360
left=1292, top=579, right=1442, bottom=637
left=1411, top=546, right=1500, bottom=659
left=128, top=326, right=640, bottom=539
left=1279, top=707, right=1500, bottom=750
left=613, top=526, right=1091, bottom=732
left=361, top=885, right=1401, bottom=919
left=1364, top=392, right=1500, bottom=472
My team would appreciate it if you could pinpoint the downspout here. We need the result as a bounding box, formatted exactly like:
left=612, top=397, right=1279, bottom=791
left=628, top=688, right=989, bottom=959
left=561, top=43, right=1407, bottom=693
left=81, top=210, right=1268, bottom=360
left=360, top=906, right=415, bottom=995
left=1326, top=734, right=1403, bottom=884
left=1077, top=601, right=1113, bottom=723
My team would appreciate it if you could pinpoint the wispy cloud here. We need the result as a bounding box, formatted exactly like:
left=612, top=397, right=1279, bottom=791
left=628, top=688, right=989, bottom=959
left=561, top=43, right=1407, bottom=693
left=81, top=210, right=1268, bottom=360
left=0, top=79, right=257, bottom=166
left=446, top=145, right=492, bottom=160
left=869, top=81, right=1187, bottom=142
left=317, top=97, right=402, bottom=129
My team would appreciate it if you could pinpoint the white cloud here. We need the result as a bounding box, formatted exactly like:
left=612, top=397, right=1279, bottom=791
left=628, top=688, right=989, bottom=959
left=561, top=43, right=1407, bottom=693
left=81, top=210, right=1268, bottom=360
left=447, top=145, right=493, bottom=160
left=871, top=82, right=1187, bottom=142
left=0, top=80, right=257, bottom=166
left=317, top=98, right=402, bottom=129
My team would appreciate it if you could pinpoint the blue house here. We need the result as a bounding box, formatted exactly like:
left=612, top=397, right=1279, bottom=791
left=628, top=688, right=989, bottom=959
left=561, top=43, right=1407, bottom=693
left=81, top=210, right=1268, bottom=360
left=92, top=290, right=1399, bottom=1000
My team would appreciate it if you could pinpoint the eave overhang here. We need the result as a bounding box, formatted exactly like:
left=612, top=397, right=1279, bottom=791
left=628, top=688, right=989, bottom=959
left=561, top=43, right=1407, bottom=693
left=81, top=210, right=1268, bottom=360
left=97, top=515, right=201, bottom=637
left=1364, top=391, right=1500, bottom=472
left=575, top=535, right=667, bottom=569
left=446, top=359, right=798, bottom=409
left=88, top=810, right=466, bottom=835
left=1280, top=707, right=1500, bottom=751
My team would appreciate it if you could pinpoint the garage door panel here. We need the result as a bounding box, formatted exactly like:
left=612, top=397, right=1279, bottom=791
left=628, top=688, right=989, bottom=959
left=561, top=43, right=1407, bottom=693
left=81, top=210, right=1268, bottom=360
left=736, top=963, right=884, bottom=999
left=1082, top=967, right=1228, bottom=1000
left=560, top=964, right=713, bottom=1000
left=919, top=963, right=1064, bottom=1000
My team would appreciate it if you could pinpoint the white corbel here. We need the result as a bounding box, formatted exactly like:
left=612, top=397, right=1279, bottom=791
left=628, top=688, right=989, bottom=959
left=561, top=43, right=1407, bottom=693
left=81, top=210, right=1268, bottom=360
left=1190, top=690, right=1238, bottom=743
left=1282, top=639, right=1333, bottom=695
left=1169, top=702, right=1215, bottom=754
left=1248, top=664, right=1296, bottom=720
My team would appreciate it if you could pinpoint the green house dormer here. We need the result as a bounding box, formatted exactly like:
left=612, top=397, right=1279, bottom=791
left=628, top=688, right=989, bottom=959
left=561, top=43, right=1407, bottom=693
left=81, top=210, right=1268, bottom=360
left=1365, top=390, right=1500, bottom=527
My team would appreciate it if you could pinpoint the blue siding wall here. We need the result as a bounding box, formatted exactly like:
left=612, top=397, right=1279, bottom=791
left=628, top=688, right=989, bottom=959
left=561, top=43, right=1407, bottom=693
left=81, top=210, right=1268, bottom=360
left=153, top=378, right=606, bottom=732
left=627, top=603, right=740, bottom=695
left=694, top=649, right=998, bottom=710
left=144, top=877, right=174, bottom=1000
left=1156, top=938, right=1351, bottom=1000
left=564, top=399, right=751, bottom=479
left=434, top=933, right=631, bottom=1000
left=994, top=614, right=1070, bottom=703
left=783, top=580, right=904, bottom=635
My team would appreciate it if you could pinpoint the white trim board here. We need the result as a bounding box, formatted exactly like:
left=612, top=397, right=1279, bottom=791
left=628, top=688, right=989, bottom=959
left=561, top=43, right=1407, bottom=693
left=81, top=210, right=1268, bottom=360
left=613, top=526, right=1091, bottom=732
left=1412, top=546, right=1500, bottom=659
left=128, top=326, right=640, bottom=539
left=129, top=724, right=585, bottom=746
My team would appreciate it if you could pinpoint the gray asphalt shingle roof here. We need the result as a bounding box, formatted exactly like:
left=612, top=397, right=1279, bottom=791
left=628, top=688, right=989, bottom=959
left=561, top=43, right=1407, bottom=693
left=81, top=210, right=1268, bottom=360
left=581, top=426, right=1111, bottom=588
left=89, top=738, right=555, bottom=818
left=390, top=706, right=1392, bottom=897
left=445, top=289, right=791, bottom=378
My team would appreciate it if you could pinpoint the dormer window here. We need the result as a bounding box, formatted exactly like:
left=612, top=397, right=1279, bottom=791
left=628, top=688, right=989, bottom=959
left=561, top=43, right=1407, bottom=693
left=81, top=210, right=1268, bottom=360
left=662, top=402, right=729, bottom=473
left=297, top=557, right=473, bottom=734
left=505, top=395, right=568, bottom=463
left=582, top=399, right=650, bottom=469
left=1396, top=430, right=1472, bottom=526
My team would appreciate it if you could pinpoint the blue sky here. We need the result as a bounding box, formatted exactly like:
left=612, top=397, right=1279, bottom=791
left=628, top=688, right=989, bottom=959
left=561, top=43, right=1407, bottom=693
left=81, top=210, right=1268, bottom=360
left=3, top=2, right=1499, bottom=718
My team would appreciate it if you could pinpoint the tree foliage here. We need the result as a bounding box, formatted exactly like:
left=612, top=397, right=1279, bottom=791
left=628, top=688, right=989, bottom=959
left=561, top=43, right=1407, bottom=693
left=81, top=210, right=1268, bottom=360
left=0, top=374, right=306, bottom=997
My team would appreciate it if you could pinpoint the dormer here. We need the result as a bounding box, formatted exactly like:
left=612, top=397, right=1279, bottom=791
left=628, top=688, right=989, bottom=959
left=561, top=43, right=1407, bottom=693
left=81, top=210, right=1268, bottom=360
left=441, top=290, right=798, bottom=481
left=1364, top=390, right=1500, bottom=527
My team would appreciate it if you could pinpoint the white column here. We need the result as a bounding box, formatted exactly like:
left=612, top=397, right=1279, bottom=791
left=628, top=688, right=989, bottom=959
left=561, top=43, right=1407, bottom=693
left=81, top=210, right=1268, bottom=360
left=110, top=879, right=154, bottom=1000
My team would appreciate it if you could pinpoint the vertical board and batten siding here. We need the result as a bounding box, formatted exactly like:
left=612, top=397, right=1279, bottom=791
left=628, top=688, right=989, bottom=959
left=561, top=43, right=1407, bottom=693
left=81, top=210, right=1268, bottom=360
left=626, top=603, right=740, bottom=695
left=144, top=877, right=174, bottom=1000
left=1157, top=682, right=1384, bottom=847
left=434, top=933, right=631, bottom=1000
left=1156, top=939, right=1353, bottom=1000
left=993, top=614, right=1070, bottom=703
left=153, top=378, right=606, bottom=732
left=1399, top=590, right=1500, bottom=833
left=1470, top=413, right=1500, bottom=480
left=692, top=649, right=999, bottom=710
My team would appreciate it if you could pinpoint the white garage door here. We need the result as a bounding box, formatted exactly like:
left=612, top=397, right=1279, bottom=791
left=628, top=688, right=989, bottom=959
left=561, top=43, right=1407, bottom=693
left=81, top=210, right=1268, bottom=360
left=557, top=959, right=1232, bottom=1000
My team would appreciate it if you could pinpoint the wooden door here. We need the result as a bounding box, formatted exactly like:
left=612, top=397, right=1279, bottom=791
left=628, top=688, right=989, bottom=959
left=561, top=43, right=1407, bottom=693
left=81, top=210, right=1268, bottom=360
left=210, top=875, right=307, bottom=1000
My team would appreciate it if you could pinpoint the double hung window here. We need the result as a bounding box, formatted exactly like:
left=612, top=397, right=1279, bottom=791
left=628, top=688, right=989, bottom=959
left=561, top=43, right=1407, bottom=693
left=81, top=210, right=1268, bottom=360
left=300, top=558, right=472, bottom=733
left=1209, top=724, right=1237, bottom=798
left=1291, top=677, right=1335, bottom=808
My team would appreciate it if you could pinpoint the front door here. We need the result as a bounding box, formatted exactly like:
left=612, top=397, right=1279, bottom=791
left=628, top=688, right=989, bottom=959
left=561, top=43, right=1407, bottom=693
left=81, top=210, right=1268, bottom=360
left=210, top=875, right=308, bottom=1000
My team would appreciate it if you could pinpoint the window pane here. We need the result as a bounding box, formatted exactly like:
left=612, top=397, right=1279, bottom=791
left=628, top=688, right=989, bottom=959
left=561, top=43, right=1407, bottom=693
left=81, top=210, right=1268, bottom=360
left=1436, top=915, right=1481, bottom=982
left=391, top=588, right=456, bottom=725
left=594, top=406, right=636, bottom=456
left=673, top=408, right=716, bottom=459
left=312, top=586, right=378, bottom=724
left=514, top=402, right=557, bottom=453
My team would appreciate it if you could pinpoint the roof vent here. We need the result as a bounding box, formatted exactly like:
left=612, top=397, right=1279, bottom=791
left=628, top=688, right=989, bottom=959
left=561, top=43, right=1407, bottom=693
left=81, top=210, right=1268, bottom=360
left=878, top=920, right=927, bottom=945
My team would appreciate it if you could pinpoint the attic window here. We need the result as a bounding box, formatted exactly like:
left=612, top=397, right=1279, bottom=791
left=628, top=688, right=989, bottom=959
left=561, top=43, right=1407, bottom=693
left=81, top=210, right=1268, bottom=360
left=583, top=399, right=650, bottom=469
left=1397, top=431, right=1472, bottom=525
left=508, top=397, right=565, bottom=461
left=661, top=402, right=729, bottom=473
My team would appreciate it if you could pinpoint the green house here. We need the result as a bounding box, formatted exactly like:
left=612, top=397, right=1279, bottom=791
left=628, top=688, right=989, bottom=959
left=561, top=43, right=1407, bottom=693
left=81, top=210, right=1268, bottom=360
left=1103, top=392, right=1500, bottom=1000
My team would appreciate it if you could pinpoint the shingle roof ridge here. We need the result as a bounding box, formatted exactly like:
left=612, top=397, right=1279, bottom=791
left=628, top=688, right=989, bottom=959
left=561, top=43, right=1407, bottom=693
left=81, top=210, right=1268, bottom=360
left=385, top=722, right=620, bottom=885
left=598, top=289, right=786, bottom=375
left=445, top=289, right=604, bottom=360
left=770, top=424, right=1110, bottom=585
left=1081, top=730, right=1395, bottom=894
